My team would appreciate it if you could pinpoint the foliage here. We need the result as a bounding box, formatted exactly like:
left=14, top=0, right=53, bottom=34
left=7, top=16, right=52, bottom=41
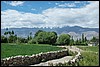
left=28, top=38, right=36, bottom=44
left=90, top=36, right=99, bottom=44
left=1, top=35, right=7, bottom=43
left=34, top=30, right=43, bottom=38
left=69, top=36, right=74, bottom=46
left=82, top=33, right=84, bottom=42
left=57, top=34, right=70, bottom=45
left=35, top=30, right=57, bottom=45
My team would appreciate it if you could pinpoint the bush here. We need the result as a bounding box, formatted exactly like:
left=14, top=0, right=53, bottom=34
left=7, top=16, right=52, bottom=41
left=28, top=39, right=36, bottom=44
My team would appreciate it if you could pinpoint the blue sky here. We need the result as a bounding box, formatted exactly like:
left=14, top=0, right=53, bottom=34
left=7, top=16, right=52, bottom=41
left=1, top=1, right=99, bottom=29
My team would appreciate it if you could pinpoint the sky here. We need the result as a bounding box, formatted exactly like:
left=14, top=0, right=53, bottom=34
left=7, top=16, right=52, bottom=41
left=1, top=1, right=99, bottom=29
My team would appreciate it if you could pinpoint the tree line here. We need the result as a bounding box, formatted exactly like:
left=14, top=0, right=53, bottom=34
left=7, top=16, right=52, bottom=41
left=1, top=29, right=98, bottom=46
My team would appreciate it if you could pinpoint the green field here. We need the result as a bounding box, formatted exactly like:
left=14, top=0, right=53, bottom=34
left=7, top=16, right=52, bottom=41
left=77, top=46, right=99, bottom=52
left=54, top=46, right=99, bottom=66
left=78, top=46, right=99, bottom=66
left=1, top=43, right=63, bottom=59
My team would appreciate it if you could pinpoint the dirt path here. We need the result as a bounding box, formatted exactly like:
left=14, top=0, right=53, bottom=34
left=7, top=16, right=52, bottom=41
left=30, top=56, right=73, bottom=66
left=30, top=46, right=82, bottom=66
left=65, top=46, right=84, bottom=52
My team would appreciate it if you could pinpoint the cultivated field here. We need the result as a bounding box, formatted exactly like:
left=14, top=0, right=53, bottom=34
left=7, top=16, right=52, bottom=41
left=1, top=43, right=63, bottom=59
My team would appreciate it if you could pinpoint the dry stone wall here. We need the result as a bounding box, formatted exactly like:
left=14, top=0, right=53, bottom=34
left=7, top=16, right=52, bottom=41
left=1, top=49, right=68, bottom=66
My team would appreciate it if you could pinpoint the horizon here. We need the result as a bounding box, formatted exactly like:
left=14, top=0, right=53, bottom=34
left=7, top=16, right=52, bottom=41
left=1, top=25, right=99, bottom=30
left=1, top=1, right=99, bottom=29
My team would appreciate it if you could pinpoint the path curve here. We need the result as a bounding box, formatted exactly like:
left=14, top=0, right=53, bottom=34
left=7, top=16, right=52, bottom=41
left=30, top=46, right=83, bottom=66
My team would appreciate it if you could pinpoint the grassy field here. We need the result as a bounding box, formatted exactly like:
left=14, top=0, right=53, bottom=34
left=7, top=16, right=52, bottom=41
left=77, top=46, right=99, bottom=52
left=54, top=46, right=99, bottom=66
left=1, top=43, right=63, bottom=59
left=78, top=46, right=99, bottom=66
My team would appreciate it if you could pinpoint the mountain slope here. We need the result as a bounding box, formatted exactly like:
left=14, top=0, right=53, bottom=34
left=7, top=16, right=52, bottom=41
left=1, top=26, right=99, bottom=40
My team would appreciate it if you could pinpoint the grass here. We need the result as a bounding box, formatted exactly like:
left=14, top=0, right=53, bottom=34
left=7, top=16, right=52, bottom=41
left=77, top=46, right=99, bottom=52
left=77, top=46, right=99, bottom=66
left=53, top=46, right=99, bottom=66
left=78, top=52, right=99, bottom=66
left=1, top=43, right=63, bottom=59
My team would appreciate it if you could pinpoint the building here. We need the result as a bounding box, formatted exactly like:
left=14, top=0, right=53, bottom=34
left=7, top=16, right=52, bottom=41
left=88, top=42, right=97, bottom=46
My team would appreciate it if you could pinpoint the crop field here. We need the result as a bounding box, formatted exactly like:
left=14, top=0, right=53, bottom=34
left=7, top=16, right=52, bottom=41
left=78, top=46, right=99, bottom=66
left=1, top=43, right=63, bottom=59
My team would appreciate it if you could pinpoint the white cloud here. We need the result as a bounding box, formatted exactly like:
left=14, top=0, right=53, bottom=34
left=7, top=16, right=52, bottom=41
left=1, top=9, right=45, bottom=29
left=58, top=3, right=76, bottom=7
left=1, top=1, right=99, bottom=29
left=31, top=8, right=36, bottom=11
left=74, top=1, right=81, bottom=3
left=42, top=1, right=99, bottom=28
left=4, top=1, right=24, bottom=6
left=55, top=3, right=59, bottom=5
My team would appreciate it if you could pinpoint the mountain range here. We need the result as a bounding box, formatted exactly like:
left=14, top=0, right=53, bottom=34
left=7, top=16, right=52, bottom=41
left=1, top=26, right=99, bottom=40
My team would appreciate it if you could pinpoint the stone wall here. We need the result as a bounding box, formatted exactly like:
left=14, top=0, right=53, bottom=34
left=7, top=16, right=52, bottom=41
left=68, top=51, right=82, bottom=65
left=1, top=49, right=68, bottom=66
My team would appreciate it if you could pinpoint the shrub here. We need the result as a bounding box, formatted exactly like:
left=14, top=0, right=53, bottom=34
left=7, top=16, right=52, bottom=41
left=28, top=39, right=36, bottom=44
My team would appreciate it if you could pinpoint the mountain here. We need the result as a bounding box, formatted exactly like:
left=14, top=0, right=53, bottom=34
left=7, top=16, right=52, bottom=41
left=1, top=26, right=99, bottom=40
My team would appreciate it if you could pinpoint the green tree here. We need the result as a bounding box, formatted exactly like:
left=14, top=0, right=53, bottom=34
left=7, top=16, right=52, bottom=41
left=70, top=36, right=74, bottom=46
left=11, top=30, right=14, bottom=35
left=11, top=30, right=15, bottom=43
left=28, top=38, right=36, bottom=44
left=1, top=35, right=7, bottom=43
left=34, top=30, right=43, bottom=38
left=34, top=30, right=58, bottom=45
left=91, top=36, right=97, bottom=42
left=29, top=32, right=32, bottom=39
left=75, top=38, right=79, bottom=45
left=4, top=32, right=9, bottom=43
left=57, top=34, right=70, bottom=45
left=79, top=38, right=82, bottom=44
left=36, top=31, right=46, bottom=44
left=84, top=37, right=87, bottom=42
left=82, top=33, right=84, bottom=43
left=48, top=32, right=57, bottom=45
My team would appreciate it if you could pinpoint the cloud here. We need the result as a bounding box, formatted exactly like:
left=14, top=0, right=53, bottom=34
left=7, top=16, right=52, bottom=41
left=1, top=9, right=45, bottom=29
left=42, top=1, right=99, bottom=28
left=31, top=8, right=36, bottom=11
left=4, top=1, right=24, bottom=6
left=55, top=3, right=59, bottom=5
left=1, top=1, right=99, bottom=29
left=58, top=3, right=76, bottom=7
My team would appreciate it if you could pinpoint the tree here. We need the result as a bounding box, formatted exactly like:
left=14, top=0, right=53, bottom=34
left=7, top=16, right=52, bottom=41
left=11, top=30, right=14, bottom=35
left=29, top=32, right=32, bottom=40
left=70, top=36, right=74, bottom=46
left=34, top=30, right=58, bottom=45
left=36, top=31, right=46, bottom=44
left=75, top=38, right=79, bottom=45
left=57, top=34, right=70, bottom=45
left=34, top=30, right=43, bottom=38
left=11, top=30, right=15, bottom=43
left=78, top=38, right=82, bottom=44
left=4, top=32, right=9, bottom=43
left=82, top=33, right=84, bottom=43
left=47, top=32, right=57, bottom=45
left=28, top=38, right=36, bottom=44
left=1, top=35, right=7, bottom=43
left=91, top=36, right=97, bottom=42
left=84, top=37, right=87, bottom=42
